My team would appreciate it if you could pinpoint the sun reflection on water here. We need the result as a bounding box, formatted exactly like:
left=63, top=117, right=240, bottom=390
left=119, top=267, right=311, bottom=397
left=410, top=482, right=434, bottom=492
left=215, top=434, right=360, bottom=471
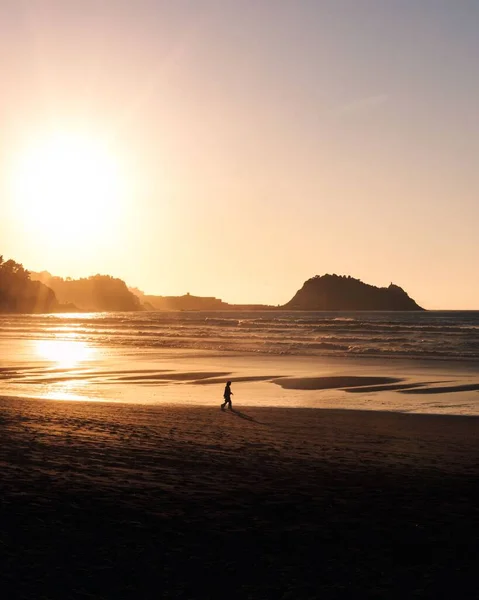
left=35, top=339, right=96, bottom=368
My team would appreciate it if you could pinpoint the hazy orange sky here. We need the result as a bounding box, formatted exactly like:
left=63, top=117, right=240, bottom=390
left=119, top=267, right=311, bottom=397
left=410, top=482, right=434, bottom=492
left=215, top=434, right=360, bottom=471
left=1, top=1, right=478, bottom=309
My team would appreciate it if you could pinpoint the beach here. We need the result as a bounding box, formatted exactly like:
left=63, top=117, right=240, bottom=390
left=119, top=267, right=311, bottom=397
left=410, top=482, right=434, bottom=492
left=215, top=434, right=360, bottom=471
left=1, top=311, right=478, bottom=597
left=1, top=395, right=477, bottom=599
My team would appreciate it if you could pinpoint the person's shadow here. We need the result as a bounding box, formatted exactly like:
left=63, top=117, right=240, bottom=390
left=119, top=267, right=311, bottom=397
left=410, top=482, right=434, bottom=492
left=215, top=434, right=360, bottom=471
left=227, top=408, right=267, bottom=425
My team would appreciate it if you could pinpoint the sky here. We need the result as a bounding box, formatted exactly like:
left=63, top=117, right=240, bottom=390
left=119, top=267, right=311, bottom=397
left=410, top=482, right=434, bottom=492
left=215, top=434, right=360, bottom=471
left=1, top=0, right=478, bottom=309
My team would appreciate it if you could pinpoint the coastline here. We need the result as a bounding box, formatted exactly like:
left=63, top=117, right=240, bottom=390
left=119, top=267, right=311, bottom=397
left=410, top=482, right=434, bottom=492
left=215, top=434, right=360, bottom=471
left=1, top=396, right=477, bottom=598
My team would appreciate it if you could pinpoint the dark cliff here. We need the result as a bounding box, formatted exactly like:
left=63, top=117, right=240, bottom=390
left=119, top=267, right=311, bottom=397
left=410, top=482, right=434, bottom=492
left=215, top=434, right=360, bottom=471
left=283, top=274, right=424, bottom=311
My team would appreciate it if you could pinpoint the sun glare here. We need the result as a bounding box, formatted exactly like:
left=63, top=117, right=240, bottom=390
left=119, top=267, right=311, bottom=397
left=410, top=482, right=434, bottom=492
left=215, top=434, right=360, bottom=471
left=10, top=131, right=124, bottom=249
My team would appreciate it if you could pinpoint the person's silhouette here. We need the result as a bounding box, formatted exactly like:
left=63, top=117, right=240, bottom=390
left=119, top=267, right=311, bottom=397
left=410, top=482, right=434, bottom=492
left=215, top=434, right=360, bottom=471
left=221, top=381, right=233, bottom=410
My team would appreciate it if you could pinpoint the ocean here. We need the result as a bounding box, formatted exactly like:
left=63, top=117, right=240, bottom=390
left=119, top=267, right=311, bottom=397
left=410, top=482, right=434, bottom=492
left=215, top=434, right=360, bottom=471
left=0, top=311, right=478, bottom=413
left=1, top=310, right=479, bottom=358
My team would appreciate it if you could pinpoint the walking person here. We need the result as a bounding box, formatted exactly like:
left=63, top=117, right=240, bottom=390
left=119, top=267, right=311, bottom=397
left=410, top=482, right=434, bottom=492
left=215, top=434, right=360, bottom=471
left=221, top=380, right=233, bottom=410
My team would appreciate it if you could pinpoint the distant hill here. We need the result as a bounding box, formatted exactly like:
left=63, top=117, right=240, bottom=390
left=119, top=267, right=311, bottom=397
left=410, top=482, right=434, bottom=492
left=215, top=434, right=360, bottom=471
left=283, top=274, right=424, bottom=311
left=130, top=288, right=273, bottom=312
left=130, top=288, right=229, bottom=311
left=32, top=272, right=141, bottom=312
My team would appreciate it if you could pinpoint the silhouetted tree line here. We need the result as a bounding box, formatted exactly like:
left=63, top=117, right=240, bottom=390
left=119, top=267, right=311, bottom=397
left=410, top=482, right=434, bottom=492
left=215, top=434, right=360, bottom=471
left=283, top=274, right=424, bottom=311
left=0, top=257, right=57, bottom=313
left=32, top=271, right=141, bottom=312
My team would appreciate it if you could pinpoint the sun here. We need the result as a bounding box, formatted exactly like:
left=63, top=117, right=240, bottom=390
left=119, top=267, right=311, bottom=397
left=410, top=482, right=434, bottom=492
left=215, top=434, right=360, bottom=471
left=9, top=131, right=124, bottom=249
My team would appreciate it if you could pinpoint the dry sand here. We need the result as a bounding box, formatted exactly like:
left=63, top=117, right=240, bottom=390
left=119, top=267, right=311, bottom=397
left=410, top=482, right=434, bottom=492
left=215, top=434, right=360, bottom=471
left=1, top=395, right=478, bottom=599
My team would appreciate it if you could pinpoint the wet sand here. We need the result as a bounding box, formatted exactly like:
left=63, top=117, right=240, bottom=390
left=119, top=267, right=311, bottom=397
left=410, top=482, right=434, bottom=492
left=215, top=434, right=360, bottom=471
left=1, top=395, right=478, bottom=599
left=2, top=351, right=479, bottom=415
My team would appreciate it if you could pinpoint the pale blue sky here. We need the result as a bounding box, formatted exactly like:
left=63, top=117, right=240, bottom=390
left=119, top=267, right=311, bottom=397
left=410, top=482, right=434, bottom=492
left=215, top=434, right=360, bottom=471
left=1, top=1, right=478, bottom=307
